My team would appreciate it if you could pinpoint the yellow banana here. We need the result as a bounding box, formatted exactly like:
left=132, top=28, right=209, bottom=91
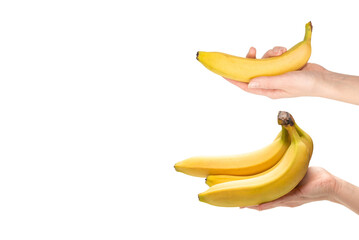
left=198, top=122, right=312, bottom=207
left=205, top=167, right=273, bottom=187
left=205, top=118, right=313, bottom=186
left=174, top=126, right=290, bottom=178
left=197, top=21, right=312, bottom=82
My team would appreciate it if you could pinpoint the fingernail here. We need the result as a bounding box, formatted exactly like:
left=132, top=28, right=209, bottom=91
left=248, top=82, right=259, bottom=88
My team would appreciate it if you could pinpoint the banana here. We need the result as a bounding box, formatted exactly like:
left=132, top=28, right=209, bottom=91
left=197, top=21, right=312, bottom=82
left=198, top=120, right=312, bottom=207
left=174, top=126, right=290, bottom=178
left=205, top=166, right=273, bottom=187
left=205, top=119, right=313, bottom=186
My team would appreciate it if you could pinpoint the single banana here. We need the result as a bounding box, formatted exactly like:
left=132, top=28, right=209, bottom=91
left=174, top=126, right=290, bottom=178
left=197, top=21, right=312, bottom=82
left=205, top=167, right=273, bottom=187
left=198, top=115, right=312, bottom=207
left=206, top=118, right=313, bottom=186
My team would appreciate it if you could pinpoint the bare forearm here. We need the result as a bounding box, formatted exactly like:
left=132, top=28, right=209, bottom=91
left=317, top=71, right=359, bottom=105
left=331, top=177, right=359, bottom=214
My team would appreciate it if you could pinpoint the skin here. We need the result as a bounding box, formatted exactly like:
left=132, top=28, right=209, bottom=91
left=226, top=47, right=359, bottom=214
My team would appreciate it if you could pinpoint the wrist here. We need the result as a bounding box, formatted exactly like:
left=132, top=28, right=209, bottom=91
left=312, top=69, right=337, bottom=99
left=314, top=70, right=359, bottom=105
left=327, top=175, right=343, bottom=203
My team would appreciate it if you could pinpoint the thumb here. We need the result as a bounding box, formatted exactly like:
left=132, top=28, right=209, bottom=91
left=246, top=47, right=257, bottom=59
left=248, top=75, right=286, bottom=90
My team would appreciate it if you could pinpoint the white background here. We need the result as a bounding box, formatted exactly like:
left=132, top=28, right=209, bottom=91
left=1, top=0, right=358, bottom=239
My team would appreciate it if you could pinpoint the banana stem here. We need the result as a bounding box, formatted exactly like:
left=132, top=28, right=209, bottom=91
left=277, top=111, right=295, bottom=126
left=304, top=21, right=312, bottom=41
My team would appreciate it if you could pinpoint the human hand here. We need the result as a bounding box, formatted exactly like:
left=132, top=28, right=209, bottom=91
left=224, top=47, right=328, bottom=99
left=243, top=167, right=338, bottom=211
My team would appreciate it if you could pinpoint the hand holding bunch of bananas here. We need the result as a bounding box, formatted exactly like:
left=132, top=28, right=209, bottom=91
left=174, top=111, right=313, bottom=207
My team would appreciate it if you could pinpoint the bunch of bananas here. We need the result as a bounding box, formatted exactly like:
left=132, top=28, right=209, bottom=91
left=174, top=111, right=313, bottom=207
left=196, top=22, right=312, bottom=82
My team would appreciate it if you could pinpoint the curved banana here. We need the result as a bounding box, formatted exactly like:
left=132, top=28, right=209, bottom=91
left=205, top=121, right=313, bottom=186
left=198, top=123, right=312, bottom=207
left=174, top=126, right=289, bottom=178
left=197, top=22, right=312, bottom=82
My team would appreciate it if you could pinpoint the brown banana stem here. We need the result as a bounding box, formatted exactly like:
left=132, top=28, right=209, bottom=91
left=277, top=111, right=295, bottom=126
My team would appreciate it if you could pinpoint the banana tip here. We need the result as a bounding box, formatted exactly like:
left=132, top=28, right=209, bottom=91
left=196, top=51, right=199, bottom=60
left=174, top=163, right=183, bottom=173
left=198, top=193, right=204, bottom=202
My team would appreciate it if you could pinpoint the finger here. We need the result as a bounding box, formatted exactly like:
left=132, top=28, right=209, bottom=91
left=246, top=202, right=282, bottom=211
left=245, top=194, right=299, bottom=210
left=225, top=78, right=270, bottom=95
left=248, top=75, right=286, bottom=90
left=225, top=77, right=287, bottom=99
left=253, top=189, right=303, bottom=210
left=262, top=49, right=274, bottom=59
left=273, top=46, right=287, bottom=54
left=246, top=47, right=256, bottom=59
left=242, top=188, right=305, bottom=211
left=246, top=87, right=286, bottom=99
left=259, top=89, right=287, bottom=99
left=257, top=200, right=284, bottom=210
left=262, top=190, right=305, bottom=210
left=256, top=197, right=288, bottom=210
left=262, top=46, right=287, bottom=59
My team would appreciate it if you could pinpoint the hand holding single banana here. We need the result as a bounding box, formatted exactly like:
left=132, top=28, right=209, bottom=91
left=225, top=49, right=328, bottom=99
left=198, top=21, right=359, bottom=105
left=224, top=33, right=359, bottom=105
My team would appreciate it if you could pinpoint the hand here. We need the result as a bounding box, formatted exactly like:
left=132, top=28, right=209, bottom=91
left=224, top=47, right=328, bottom=99
left=243, top=167, right=338, bottom=211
